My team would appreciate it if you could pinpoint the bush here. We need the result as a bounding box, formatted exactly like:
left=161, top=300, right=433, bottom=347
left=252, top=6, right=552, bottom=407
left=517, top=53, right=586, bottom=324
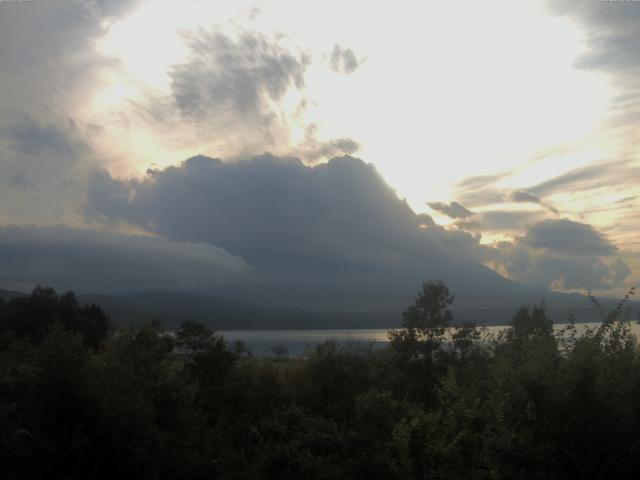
left=1, top=284, right=639, bottom=479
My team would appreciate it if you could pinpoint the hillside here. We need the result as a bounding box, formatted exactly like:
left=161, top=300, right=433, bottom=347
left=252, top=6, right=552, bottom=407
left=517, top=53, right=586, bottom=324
left=3, top=286, right=636, bottom=329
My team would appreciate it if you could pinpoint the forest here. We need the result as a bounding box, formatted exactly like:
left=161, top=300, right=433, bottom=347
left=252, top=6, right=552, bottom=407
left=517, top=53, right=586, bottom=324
left=1, top=282, right=639, bottom=479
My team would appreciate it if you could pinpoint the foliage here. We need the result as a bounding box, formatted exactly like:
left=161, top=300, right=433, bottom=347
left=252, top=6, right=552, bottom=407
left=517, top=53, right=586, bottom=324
left=0, top=286, right=110, bottom=349
left=1, top=284, right=639, bottom=479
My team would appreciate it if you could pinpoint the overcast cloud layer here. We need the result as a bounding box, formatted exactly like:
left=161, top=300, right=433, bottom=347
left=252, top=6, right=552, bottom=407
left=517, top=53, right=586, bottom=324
left=0, top=224, right=248, bottom=294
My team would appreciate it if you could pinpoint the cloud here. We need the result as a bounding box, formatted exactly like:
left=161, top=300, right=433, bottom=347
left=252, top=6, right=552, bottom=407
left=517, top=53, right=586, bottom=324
left=329, top=45, right=364, bottom=74
left=152, top=29, right=353, bottom=163
left=454, top=159, right=637, bottom=243
left=528, top=160, right=636, bottom=197
left=0, top=0, right=141, bottom=223
left=454, top=188, right=505, bottom=209
left=522, top=218, right=617, bottom=256
left=509, top=190, right=558, bottom=214
left=170, top=30, right=308, bottom=122
left=487, top=240, right=630, bottom=291
left=91, top=0, right=145, bottom=18
left=482, top=217, right=630, bottom=292
left=4, top=122, right=78, bottom=157
left=543, top=3, right=640, bottom=253
left=453, top=173, right=509, bottom=208
left=0, top=224, right=249, bottom=294
left=81, top=153, right=633, bottom=301
left=427, top=201, right=474, bottom=219
left=549, top=1, right=640, bottom=75
left=510, top=191, right=541, bottom=204
left=0, top=0, right=141, bottom=125
left=456, top=172, right=508, bottom=191
left=83, top=154, right=534, bottom=306
left=548, top=1, right=640, bottom=149
left=0, top=149, right=630, bottom=302
left=86, top=154, right=435, bottom=270
left=296, top=137, right=360, bottom=162
left=290, top=123, right=360, bottom=162
left=0, top=116, right=93, bottom=223
left=457, top=210, right=544, bottom=234
left=0, top=7, right=343, bottom=222
left=416, top=213, right=435, bottom=227
left=443, top=204, right=631, bottom=292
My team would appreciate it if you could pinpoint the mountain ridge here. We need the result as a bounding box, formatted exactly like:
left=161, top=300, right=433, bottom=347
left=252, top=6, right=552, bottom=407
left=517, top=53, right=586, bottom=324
left=2, top=287, right=636, bottom=329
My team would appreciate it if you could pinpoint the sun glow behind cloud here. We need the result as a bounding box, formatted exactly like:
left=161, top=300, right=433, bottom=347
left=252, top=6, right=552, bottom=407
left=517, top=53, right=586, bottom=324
left=88, top=0, right=612, bottom=211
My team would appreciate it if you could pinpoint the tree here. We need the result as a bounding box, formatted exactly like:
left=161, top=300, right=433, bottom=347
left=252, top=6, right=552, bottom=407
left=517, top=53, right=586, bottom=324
left=0, top=287, right=110, bottom=349
left=175, top=319, right=216, bottom=354
left=231, top=339, right=251, bottom=357
left=388, top=281, right=455, bottom=405
left=388, top=280, right=454, bottom=359
left=272, top=344, right=289, bottom=362
left=509, top=303, right=553, bottom=339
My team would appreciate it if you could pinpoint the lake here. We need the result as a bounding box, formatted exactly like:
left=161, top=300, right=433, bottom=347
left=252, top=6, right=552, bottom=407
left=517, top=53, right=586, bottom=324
left=219, top=322, right=640, bottom=357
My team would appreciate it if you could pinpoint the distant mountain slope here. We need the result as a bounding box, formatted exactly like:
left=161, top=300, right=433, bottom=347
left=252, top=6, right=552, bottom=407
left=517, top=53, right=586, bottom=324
left=3, top=287, right=636, bottom=329
left=0, top=289, right=27, bottom=301
left=79, top=289, right=637, bottom=330
left=451, top=289, right=636, bottom=325
left=77, top=292, right=398, bottom=330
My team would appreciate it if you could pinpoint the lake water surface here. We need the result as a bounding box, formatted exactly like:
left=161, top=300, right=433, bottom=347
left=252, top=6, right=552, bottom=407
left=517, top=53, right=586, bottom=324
left=219, top=322, right=640, bottom=357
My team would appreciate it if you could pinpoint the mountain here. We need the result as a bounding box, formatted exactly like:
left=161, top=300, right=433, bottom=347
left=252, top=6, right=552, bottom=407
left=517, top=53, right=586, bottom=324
left=80, top=288, right=636, bottom=329
left=77, top=292, right=398, bottom=330
left=3, top=286, right=636, bottom=329
left=0, top=289, right=27, bottom=301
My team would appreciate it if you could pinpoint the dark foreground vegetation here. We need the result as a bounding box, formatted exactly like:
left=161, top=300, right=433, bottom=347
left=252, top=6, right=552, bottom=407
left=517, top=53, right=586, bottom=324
left=0, top=283, right=638, bottom=479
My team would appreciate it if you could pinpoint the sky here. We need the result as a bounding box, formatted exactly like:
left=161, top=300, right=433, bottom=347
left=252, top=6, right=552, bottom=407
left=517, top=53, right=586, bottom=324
left=0, top=0, right=638, bottom=303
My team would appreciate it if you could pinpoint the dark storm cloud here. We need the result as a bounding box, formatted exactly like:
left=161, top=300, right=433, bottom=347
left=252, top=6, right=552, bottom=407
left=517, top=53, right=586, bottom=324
left=329, top=45, right=363, bottom=74
left=82, top=154, right=529, bottom=306
left=0, top=224, right=249, bottom=294
left=86, top=154, right=444, bottom=272
left=427, top=201, right=474, bottom=219
left=170, top=31, right=308, bottom=121
left=82, top=154, right=631, bottom=299
left=522, top=218, right=617, bottom=256
left=0, top=148, right=628, bottom=298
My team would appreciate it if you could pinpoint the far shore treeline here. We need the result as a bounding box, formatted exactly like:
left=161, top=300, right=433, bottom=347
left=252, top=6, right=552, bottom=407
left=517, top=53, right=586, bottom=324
left=1, top=282, right=638, bottom=479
